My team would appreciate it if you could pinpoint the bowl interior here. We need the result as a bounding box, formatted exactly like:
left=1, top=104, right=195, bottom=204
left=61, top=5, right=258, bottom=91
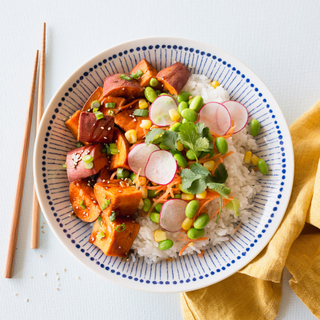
left=34, top=37, right=294, bottom=293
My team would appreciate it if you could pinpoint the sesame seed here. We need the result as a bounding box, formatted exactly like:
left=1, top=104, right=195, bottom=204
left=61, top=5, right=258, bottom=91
left=104, top=137, right=107, bottom=139
left=108, top=127, right=111, bottom=131
left=41, top=225, right=44, bottom=229
left=101, top=127, right=104, bottom=129
left=43, top=221, right=46, bottom=224
left=119, top=246, right=121, bottom=249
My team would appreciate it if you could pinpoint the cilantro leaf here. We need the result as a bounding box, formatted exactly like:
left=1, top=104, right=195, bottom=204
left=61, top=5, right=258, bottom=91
left=180, top=168, right=202, bottom=191
left=188, top=178, right=208, bottom=195
left=194, top=137, right=210, bottom=153
left=207, top=182, right=230, bottom=199
left=189, top=163, right=211, bottom=176
left=161, top=130, right=179, bottom=151
left=196, top=123, right=213, bottom=148
left=212, top=163, right=228, bottom=183
left=145, top=128, right=164, bottom=145
left=195, top=122, right=205, bottom=134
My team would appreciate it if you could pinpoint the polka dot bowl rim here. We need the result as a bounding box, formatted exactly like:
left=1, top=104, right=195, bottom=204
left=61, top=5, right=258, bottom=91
left=34, top=37, right=294, bottom=293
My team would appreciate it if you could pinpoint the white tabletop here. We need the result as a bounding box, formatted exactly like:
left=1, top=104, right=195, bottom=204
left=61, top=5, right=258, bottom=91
left=1, top=0, right=319, bottom=319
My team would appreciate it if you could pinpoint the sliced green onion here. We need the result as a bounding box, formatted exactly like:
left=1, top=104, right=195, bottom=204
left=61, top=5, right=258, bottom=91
left=110, top=143, right=119, bottom=155
left=91, top=100, right=101, bottom=110
left=109, top=211, right=117, bottom=222
left=115, top=223, right=126, bottom=232
left=100, top=198, right=110, bottom=210
left=96, top=231, right=105, bottom=240
left=98, top=215, right=102, bottom=226
left=76, top=142, right=83, bottom=148
left=105, top=102, right=115, bottom=109
left=107, top=109, right=115, bottom=117
left=82, top=155, right=93, bottom=163
left=94, top=111, right=104, bottom=120
left=130, top=69, right=143, bottom=79
left=62, top=163, right=67, bottom=168
left=119, top=74, right=132, bottom=81
left=84, top=161, right=94, bottom=169
left=80, top=200, right=86, bottom=210
left=216, top=196, right=223, bottom=223
left=93, top=107, right=99, bottom=113
left=133, top=109, right=149, bottom=117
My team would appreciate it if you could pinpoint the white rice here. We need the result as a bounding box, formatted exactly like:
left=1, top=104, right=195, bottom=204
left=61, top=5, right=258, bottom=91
left=132, top=74, right=262, bottom=263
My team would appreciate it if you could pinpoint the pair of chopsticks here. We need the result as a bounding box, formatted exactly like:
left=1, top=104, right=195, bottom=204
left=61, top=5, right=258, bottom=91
left=4, top=23, right=46, bottom=279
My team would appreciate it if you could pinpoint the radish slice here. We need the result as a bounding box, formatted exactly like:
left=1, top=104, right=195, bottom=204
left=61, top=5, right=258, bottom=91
left=145, top=150, right=177, bottom=185
left=199, top=102, right=231, bottom=135
left=127, top=143, right=160, bottom=176
left=159, top=199, right=187, bottom=233
left=222, top=101, right=249, bottom=134
left=149, top=95, right=178, bottom=127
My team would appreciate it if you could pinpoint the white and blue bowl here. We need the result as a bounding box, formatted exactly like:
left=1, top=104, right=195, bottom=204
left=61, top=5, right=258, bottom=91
left=34, top=37, right=294, bottom=293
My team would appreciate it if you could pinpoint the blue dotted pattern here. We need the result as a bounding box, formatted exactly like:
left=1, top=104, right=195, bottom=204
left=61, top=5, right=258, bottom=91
left=40, top=44, right=286, bottom=286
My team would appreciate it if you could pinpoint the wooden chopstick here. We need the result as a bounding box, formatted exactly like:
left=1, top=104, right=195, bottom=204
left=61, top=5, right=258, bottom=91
left=4, top=50, right=39, bottom=278
left=31, top=22, right=46, bottom=249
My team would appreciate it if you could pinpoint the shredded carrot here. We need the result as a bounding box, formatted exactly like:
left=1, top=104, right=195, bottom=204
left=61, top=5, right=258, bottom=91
left=231, top=222, right=242, bottom=235
left=110, top=171, right=117, bottom=180
left=134, top=168, right=141, bottom=189
left=210, top=151, right=234, bottom=175
left=166, top=258, right=173, bottom=261
left=209, top=197, right=234, bottom=221
left=119, top=99, right=141, bottom=110
left=146, top=185, right=166, bottom=190
left=187, top=153, right=222, bottom=165
left=253, top=167, right=259, bottom=171
left=192, top=199, right=215, bottom=222
left=179, top=242, right=192, bottom=256
left=222, top=151, right=234, bottom=159
left=198, top=250, right=204, bottom=258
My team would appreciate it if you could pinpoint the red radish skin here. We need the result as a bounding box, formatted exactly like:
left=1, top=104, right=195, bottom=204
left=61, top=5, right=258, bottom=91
left=159, top=199, right=188, bottom=233
left=199, top=102, right=232, bottom=135
left=127, top=143, right=160, bottom=176
left=222, top=101, right=249, bottom=134
left=145, top=150, right=177, bottom=185
left=149, top=95, right=178, bottom=127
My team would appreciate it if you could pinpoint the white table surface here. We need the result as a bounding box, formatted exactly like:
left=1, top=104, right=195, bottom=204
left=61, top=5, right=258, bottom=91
left=1, top=0, right=319, bottom=319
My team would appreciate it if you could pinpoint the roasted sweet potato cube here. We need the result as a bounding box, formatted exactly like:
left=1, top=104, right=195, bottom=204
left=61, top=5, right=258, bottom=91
left=103, top=73, right=144, bottom=98
left=78, top=112, right=114, bottom=143
left=94, top=182, right=142, bottom=217
left=130, top=59, right=158, bottom=87
left=69, top=179, right=101, bottom=222
left=66, top=144, right=108, bottom=182
left=96, top=166, right=111, bottom=183
left=89, top=217, right=140, bottom=258
left=156, top=62, right=190, bottom=95
left=65, top=110, right=81, bottom=139
left=109, top=128, right=130, bottom=170
left=100, top=96, right=126, bottom=115
left=114, top=103, right=149, bottom=140
left=82, top=87, right=103, bottom=112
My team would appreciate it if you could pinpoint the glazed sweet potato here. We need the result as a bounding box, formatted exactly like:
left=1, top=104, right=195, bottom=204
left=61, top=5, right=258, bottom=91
left=130, top=59, right=158, bottom=87
left=103, top=73, right=144, bottom=98
left=100, top=96, right=126, bottom=115
left=69, top=179, right=101, bottom=222
left=94, top=182, right=142, bottom=218
left=78, top=112, right=114, bottom=143
left=66, top=144, right=108, bottom=182
left=109, top=128, right=130, bottom=170
left=65, top=110, right=81, bottom=140
left=114, top=103, right=149, bottom=140
left=89, top=217, right=140, bottom=258
left=96, top=166, right=111, bottom=183
left=156, top=62, right=190, bottom=95
left=82, top=87, right=103, bottom=112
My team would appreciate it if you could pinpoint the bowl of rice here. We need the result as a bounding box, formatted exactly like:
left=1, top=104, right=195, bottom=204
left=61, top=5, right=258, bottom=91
left=34, top=37, right=294, bottom=293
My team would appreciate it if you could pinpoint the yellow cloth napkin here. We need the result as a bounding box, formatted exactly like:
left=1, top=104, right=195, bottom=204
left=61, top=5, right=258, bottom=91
left=181, top=100, right=320, bottom=320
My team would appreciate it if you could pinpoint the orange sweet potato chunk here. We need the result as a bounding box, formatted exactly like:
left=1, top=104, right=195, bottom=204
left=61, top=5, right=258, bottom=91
left=96, top=166, right=111, bottom=183
left=69, top=179, right=101, bottom=222
left=65, top=110, right=81, bottom=140
left=130, top=59, right=158, bottom=87
left=94, top=182, right=142, bottom=218
left=109, top=128, right=130, bottom=170
left=89, top=217, right=140, bottom=258
left=100, top=96, right=126, bottom=115
left=82, top=87, right=103, bottom=112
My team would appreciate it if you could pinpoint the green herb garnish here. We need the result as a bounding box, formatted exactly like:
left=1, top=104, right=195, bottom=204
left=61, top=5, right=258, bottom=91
left=109, top=143, right=119, bottom=155
left=100, top=198, right=110, bottom=210
left=96, top=231, right=105, bottom=240
left=211, top=163, right=228, bottom=183
left=145, top=128, right=179, bottom=151
left=130, top=69, right=143, bottom=79
left=109, top=211, right=117, bottom=222
left=119, top=74, right=132, bottom=81
left=216, top=196, right=223, bottom=223
left=93, top=107, right=99, bottom=113
left=107, top=109, right=115, bottom=117
left=76, top=142, right=83, bottom=148
left=105, top=102, right=115, bottom=109
left=98, top=215, right=102, bottom=226
left=62, top=163, right=67, bottom=168
left=94, top=111, right=104, bottom=120
left=80, top=200, right=86, bottom=210
left=133, top=109, right=149, bottom=117
left=115, top=223, right=126, bottom=232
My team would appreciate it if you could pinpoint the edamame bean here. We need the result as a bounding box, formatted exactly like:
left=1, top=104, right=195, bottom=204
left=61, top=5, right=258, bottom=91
left=144, top=87, right=158, bottom=103
left=186, top=149, right=201, bottom=160
left=159, top=142, right=170, bottom=150
left=215, top=137, right=228, bottom=155
left=158, top=239, right=174, bottom=250
left=160, top=93, right=171, bottom=96
left=178, top=101, right=188, bottom=115
left=250, top=119, right=260, bottom=136
left=257, top=158, right=268, bottom=175
left=150, top=78, right=158, bottom=87
left=150, top=212, right=160, bottom=223
left=185, top=200, right=200, bottom=218
left=117, top=168, right=130, bottom=179
left=179, top=184, right=192, bottom=194
left=187, top=228, right=205, bottom=240
left=189, top=95, right=203, bottom=112
left=148, top=189, right=159, bottom=198
left=177, top=91, right=192, bottom=103
left=155, top=203, right=163, bottom=213
left=182, top=118, right=190, bottom=124
left=188, top=97, right=194, bottom=106
left=142, top=198, right=152, bottom=212
left=130, top=173, right=137, bottom=181
left=169, top=122, right=182, bottom=132
left=174, top=193, right=181, bottom=199
left=194, top=213, right=210, bottom=229
left=174, top=154, right=188, bottom=168
left=181, top=108, right=198, bottom=122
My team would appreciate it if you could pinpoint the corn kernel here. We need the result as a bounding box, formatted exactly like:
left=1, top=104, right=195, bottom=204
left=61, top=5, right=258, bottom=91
left=138, top=199, right=144, bottom=209
left=196, top=190, right=207, bottom=199
left=244, top=151, right=252, bottom=164
left=181, top=193, right=194, bottom=201
left=177, top=141, right=184, bottom=151
left=140, top=120, right=152, bottom=130
left=211, top=80, right=220, bottom=89
left=169, top=108, right=180, bottom=121
left=139, top=99, right=148, bottom=109
left=125, top=129, right=137, bottom=144
left=203, top=160, right=215, bottom=172
left=154, top=230, right=167, bottom=242
left=141, top=187, right=148, bottom=199
left=181, top=217, right=193, bottom=231
left=251, top=154, right=259, bottom=166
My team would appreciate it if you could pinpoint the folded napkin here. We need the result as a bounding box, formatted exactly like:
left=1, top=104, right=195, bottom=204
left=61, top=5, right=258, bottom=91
left=181, top=100, right=320, bottom=320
